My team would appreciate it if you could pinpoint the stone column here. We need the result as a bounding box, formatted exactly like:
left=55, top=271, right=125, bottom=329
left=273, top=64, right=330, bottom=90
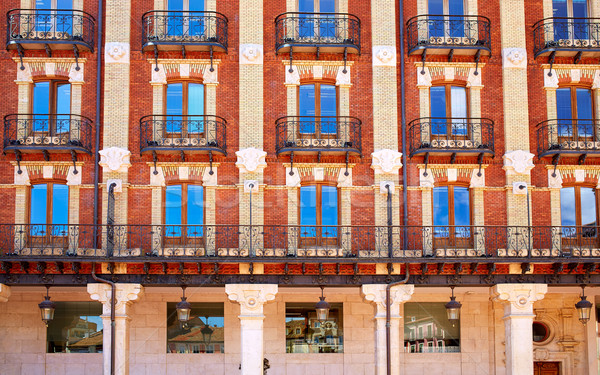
left=0, top=284, right=11, bottom=302
left=362, top=284, right=414, bottom=375
left=492, top=284, right=547, bottom=375
left=88, top=283, right=144, bottom=375
left=226, top=284, right=278, bottom=375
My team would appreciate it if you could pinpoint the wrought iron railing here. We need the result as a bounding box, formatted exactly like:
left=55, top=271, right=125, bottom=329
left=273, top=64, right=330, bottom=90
left=1, top=224, right=599, bottom=259
left=142, top=10, right=228, bottom=51
left=536, top=119, right=600, bottom=157
left=533, top=17, right=600, bottom=57
left=406, top=14, right=491, bottom=54
left=4, top=114, right=93, bottom=154
left=275, top=116, right=362, bottom=155
left=275, top=12, right=361, bottom=52
left=6, top=8, right=95, bottom=51
left=140, top=115, right=227, bottom=155
left=408, top=117, right=494, bottom=157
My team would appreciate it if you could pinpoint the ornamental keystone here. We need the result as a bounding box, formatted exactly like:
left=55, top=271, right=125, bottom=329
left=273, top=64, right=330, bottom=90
left=236, top=148, right=267, bottom=174
left=503, top=150, right=535, bottom=175
left=99, top=147, right=132, bottom=173
left=371, top=149, right=403, bottom=175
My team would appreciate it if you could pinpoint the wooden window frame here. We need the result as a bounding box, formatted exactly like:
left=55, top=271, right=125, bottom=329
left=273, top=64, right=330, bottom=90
left=163, top=81, right=206, bottom=138
left=560, top=184, right=599, bottom=247
left=429, top=83, right=470, bottom=139
left=30, top=79, right=72, bottom=136
left=556, top=85, right=596, bottom=140
left=297, top=182, right=340, bottom=247
left=27, top=180, right=70, bottom=248
left=432, top=183, right=473, bottom=248
left=297, top=81, right=339, bottom=139
left=162, top=181, right=206, bottom=247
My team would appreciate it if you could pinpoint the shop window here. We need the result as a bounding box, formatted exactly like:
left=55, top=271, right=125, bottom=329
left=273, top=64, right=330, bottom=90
left=286, top=303, right=343, bottom=353
left=556, top=87, right=595, bottom=140
left=47, top=302, right=103, bottom=353
left=433, top=185, right=471, bottom=247
left=31, top=80, right=71, bottom=135
left=404, top=302, right=460, bottom=353
left=166, top=302, right=224, bottom=354
left=430, top=85, right=468, bottom=139
left=30, top=183, right=69, bottom=241
left=164, top=183, right=204, bottom=243
left=300, top=184, right=339, bottom=246
left=165, top=82, right=205, bottom=136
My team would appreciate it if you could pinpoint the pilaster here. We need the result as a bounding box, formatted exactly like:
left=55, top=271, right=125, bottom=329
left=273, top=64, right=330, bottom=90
left=226, top=284, right=278, bottom=375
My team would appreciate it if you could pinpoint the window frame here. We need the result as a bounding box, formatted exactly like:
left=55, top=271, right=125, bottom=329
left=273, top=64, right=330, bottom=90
left=427, top=0, right=466, bottom=15
left=297, top=0, right=338, bottom=13
left=555, top=85, right=596, bottom=140
left=552, top=0, right=590, bottom=18
left=30, top=78, right=72, bottom=136
left=560, top=184, right=599, bottom=246
left=27, top=180, right=70, bottom=247
left=162, top=181, right=206, bottom=246
left=297, top=80, right=340, bottom=138
left=166, top=0, right=206, bottom=11
left=298, top=182, right=340, bottom=247
left=163, top=80, right=207, bottom=138
left=429, top=83, right=470, bottom=139
left=431, top=183, right=473, bottom=248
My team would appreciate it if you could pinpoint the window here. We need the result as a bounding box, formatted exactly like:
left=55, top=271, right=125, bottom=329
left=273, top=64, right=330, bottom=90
left=31, top=80, right=71, bottom=135
left=47, top=302, right=103, bottom=353
left=430, top=85, right=468, bottom=138
left=35, top=0, right=74, bottom=35
left=404, top=303, right=460, bottom=353
left=428, top=0, right=465, bottom=38
left=165, top=184, right=204, bottom=243
left=556, top=87, right=595, bottom=140
left=553, top=0, right=589, bottom=39
left=167, top=0, right=205, bottom=37
left=30, top=183, right=69, bottom=242
left=165, top=82, right=205, bottom=136
left=300, top=184, right=338, bottom=246
left=560, top=186, right=597, bottom=242
left=166, top=302, right=224, bottom=354
left=433, top=186, right=471, bottom=247
left=286, top=303, right=343, bottom=353
left=298, top=0, right=336, bottom=39
left=532, top=322, right=550, bottom=343
left=299, top=83, right=337, bottom=136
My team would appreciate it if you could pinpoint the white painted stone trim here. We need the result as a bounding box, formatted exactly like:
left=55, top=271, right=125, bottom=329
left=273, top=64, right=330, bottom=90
left=14, top=166, right=30, bottom=185
left=371, top=149, right=403, bottom=175
left=66, top=166, right=82, bottom=186
left=240, top=44, right=264, bottom=65
left=105, top=42, right=130, bottom=64
left=503, top=150, right=535, bottom=175
left=235, top=148, right=268, bottom=174
left=372, top=46, right=397, bottom=66
left=99, top=147, right=132, bottom=173
left=502, top=48, right=527, bottom=69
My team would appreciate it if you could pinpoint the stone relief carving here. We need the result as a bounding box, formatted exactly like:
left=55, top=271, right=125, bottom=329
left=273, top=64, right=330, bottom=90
left=492, top=284, right=547, bottom=312
left=503, top=150, right=535, bottom=175
left=240, top=44, right=264, bottom=65
left=235, top=148, right=267, bottom=174
left=362, top=284, right=414, bottom=315
left=105, top=42, right=130, bottom=64
left=502, top=48, right=527, bottom=69
left=371, top=149, right=403, bottom=175
left=88, top=283, right=144, bottom=315
left=99, top=147, right=132, bottom=173
left=225, top=284, right=278, bottom=315
left=373, top=46, right=397, bottom=66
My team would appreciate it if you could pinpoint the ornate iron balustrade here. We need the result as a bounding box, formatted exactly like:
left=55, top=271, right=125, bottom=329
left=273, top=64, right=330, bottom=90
left=406, top=14, right=491, bottom=54
left=4, top=114, right=93, bottom=154
left=533, top=17, right=600, bottom=57
left=275, top=12, right=361, bottom=53
left=536, top=119, right=600, bottom=158
left=1, top=224, right=599, bottom=260
left=140, top=115, right=227, bottom=155
left=6, top=8, right=95, bottom=51
left=275, top=116, right=362, bottom=155
left=142, top=10, right=228, bottom=52
left=407, top=117, right=494, bottom=157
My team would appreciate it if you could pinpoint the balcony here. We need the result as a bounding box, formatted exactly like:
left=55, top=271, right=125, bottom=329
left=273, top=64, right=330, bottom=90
left=142, top=10, right=228, bottom=53
left=6, top=9, right=95, bottom=52
left=536, top=119, right=600, bottom=159
left=533, top=17, right=600, bottom=59
left=1, top=224, right=598, bottom=260
left=275, top=12, right=361, bottom=54
left=275, top=116, right=361, bottom=156
left=3, top=114, right=93, bottom=156
left=139, top=115, right=226, bottom=156
left=407, top=117, right=494, bottom=158
left=406, top=15, right=491, bottom=57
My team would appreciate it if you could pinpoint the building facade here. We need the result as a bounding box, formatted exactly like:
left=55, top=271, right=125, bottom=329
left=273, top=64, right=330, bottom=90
left=0, top=0, right=599, bottom=374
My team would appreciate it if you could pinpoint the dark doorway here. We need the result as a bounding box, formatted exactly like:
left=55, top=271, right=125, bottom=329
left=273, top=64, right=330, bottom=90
left=534, top=362, right=560, bottom=375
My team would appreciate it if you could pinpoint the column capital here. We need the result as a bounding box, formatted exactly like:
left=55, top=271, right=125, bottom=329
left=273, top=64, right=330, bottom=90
left=226, top=284, right=278, bottom=315
left=88, top=283, right=144, bottom=315
left=0, top=283, right=11, bottom=302
left=492, top=283, right=547, bottom=315
left=362, top=284, right=414, bottom=317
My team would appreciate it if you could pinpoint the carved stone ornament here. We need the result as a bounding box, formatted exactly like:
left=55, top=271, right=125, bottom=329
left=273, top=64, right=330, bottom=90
left=492, top=284, right=547, bottom=313
left=544, top=69, right=559, bottom=88
left=467, top=68, right=482, bottom=88
left=107, top=179, right=123, bottom=193
left=362, top=284, right=414, bottom=316
left=99, top=147, right=132, bottom=173
left=285, top=66, right=300, bottom=85
left=372, top=46, right=397, bottom=67
left=336, top=66, right=351, bottom=86
left=512, top=182, right=528, bottom=195
left=286, top=167, right=301, bottom=187
left=150, top=167, right=165, bottom=186
left=502, top=48, right=527, bottom=69
left=503, top=150, right=535, bottom=175
left=203, top=65, right=218, bottom=84
left=68, top=63, right=84, bottom=83
left=0, top=284, right=11, bottom=303
left=470, top=169, right=485, bottom=188
left=371, top=149, right=403, bottom=175
left=105, top=42, right=130, bottom=64
left=240, top=44, right=264, bottom=65
left=235, top=147, right=267, bottom=174
left=533, top=349, right=550, bottom=361
left=88, top=283, right=144, bottom=315
left=547, top=170, right=563, bottom=189
left=67, top=166, right=82, bottom=186
left=14, top=166, right=30, bottom=185
left=225, top=284, right=278, bottom=315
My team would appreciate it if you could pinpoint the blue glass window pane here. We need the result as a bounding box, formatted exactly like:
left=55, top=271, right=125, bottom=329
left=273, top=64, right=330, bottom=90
left=576, top=89, right=593, bottom=138
left=188, top=83, right=204, bottom=133
left=428, top=0, right=444, bottom=38
left=320, top=85, right=337, bottom=134
left=189, top=0, right=204, bottom=12
left=56, top=83, right=71, bottom=134
left=167, top=0, right=184, bottom=36
left=448, top=0, right=464, bottom=37
left=57, top=0, right=73, bottom=8
left=36, top=0, right=51, bottom=9
left=300, top=186, right=317, bottom=237
left=560, top=187, right=576, bottom=237
left=52, top=185, right=68, bottom=236
left=580, top=187, right=596, bottom=228
left=552, top=0, right=569, bottom=39
left=189, top=0, right=205, bottom=37
left=572, top=0, right=588, bottom=39
left=321, top=186, right=338, bottom=237
left=320, top=0, right=335, bottom=12
left=299, top=85, right=316, bottom=134
left=33, top=82, right=50, bottom=132
left=299, top=0, right=315, bottom=38
left=166, top=84, right=183, bottom=133
left=56, top=0, right=73, bottom=34
left=449, top=0, right=464, bottom=15
left=430, top=87, right=447, bottom=136
left=187, top=185, right=203, bottom=237
left=450, top=86, right=467, bottom=136
left=433, top=187, right=449, bottom=237
left=319, top=0, right=336, bottom=38
left=552, top=0, right=568, bottom=17
left=166, top=185, right=183, bottom=237
left=31, top=184, right=48, bottom=230
left=299, top=0, right=314, bottom=12
left=168, top=0, right=184, bottom=11
left=556, top=88, right=573, bottom=137
left=453, top=187, right=470, bottom=237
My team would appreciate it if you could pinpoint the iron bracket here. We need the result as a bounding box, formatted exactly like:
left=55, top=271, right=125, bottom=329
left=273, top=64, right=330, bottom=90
left=15, top=150, right=22, bottom=175
left=317, top=151, right=321, bottom=163
left=153, top=45, right=159, bottom=72
left=448, top=48, right=454, bottom=63
left=73, top=45, right=80, bottom=71
left=180, top=150, right=185, bottom=162
left=470, top=263, right=479, bottom=274
left=477, top=153, right=484, bottom=177
left=547, top=51, right=556, bottom=77
left=42, top=150, right=50, bottom=162
left=420, top=49, right=427, bottom=75
left=152, top=150, right=158, bottom=175
left=17, top=44, right=25, bottom=70
left=551, top=153, right=560, bottom=177
left=422, top=152, right=430, bottom=177
left=289, top=151, right=294, bottom=175
left=450, top=152, right=456, bottom=164
left=181, top=45, right=186, bottom=60
left=343, top=47, right=348, bottom=74
left=574, top=51, right=582, bottom=65
left=289, top=47, right=294, bottom=73
left=209, top=151, right=214, bottom=175
left=473, top=49, right=481, bottom=76
left=578, top=153, right=587, bottom=165
left=209, top=45, right=214, bottom=72
left=344, top=151, right=349, bottom=176
left=44, top=44, right=52, bottom=58
left=70, top=150, right=78, bottom=175
left=316, top=46, right=320, bottom=60
left=438, top=263, right=446, bottom=275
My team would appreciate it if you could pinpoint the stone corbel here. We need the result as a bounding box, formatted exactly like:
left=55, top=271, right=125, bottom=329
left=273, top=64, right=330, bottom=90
left=240, top=44, right=264, bottom=65
left=99, top=147, right=132, bottom=173
left=225, top=284, right=278, bottom=315
left=0, top=284, right=11, bottom=302
left=371, top=149, right=403, bottom=175
left=419, top=169, right=434, bottom=188
left=544, top=69, right=559, bottom=89
left=15, top=63, right=32, bottom=83
left=235, top=148, right=267, bottom=174
left=88, top=283, right=144, bottom=315
left=417, top=67, right=432, bottom=87
left=337, top=168, right=352, bottom=188
left=503, top=150, right=535, bottom=176
left=203, top=65, right=218, bottom=84
left=467, top=68, right=483, bottom=88
left=285, top=66, right=300, bottom=86
left=150, top=64, right=167, bottom=85
left=202, top=167, right=217, bottom=186
left=68, top=63, right=84, bottom=84
left=372, top=46, right=397, bottom=67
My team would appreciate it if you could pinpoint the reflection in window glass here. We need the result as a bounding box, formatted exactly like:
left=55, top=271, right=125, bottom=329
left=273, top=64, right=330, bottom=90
left=286, top=303, right=343, bottom=353
left=47, top=302, right=103, bottom=353
left=404, top=303, right=460, bottom=353
left=166, top=302, right=224, bottom=354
